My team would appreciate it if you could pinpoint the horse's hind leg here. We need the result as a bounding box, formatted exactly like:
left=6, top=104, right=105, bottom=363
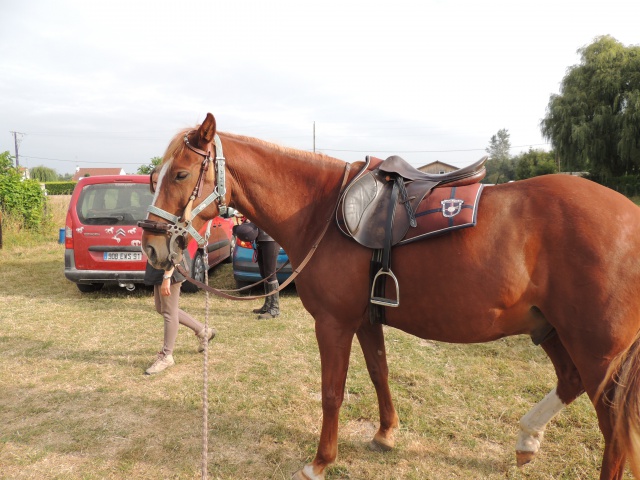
left=516, top=333, right=584, bottom=466
left=595, top=400, right=627, bottom=480
left=355, top=321, right=399, bottom=451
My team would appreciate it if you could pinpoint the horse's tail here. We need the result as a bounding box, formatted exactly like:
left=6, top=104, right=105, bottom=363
left=598, top=331, right=640, bottom=476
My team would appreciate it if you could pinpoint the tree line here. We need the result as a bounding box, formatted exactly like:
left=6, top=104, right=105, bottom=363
left=486, top=35, right=639, bottom=184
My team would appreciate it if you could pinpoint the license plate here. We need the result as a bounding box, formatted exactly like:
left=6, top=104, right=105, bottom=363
left=103, top=252, right=142, bottom=261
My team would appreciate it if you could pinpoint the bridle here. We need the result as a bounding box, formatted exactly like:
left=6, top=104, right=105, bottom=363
left=138, top=132, right=227, bottom=262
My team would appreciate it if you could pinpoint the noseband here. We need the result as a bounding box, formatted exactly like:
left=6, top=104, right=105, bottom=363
left=138, top=133, right=227, bottom=262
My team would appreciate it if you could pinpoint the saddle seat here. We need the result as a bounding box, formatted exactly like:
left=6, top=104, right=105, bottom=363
left=339, top=155, right=487, bottom=250
left=377, top=154, right=488, bottom=184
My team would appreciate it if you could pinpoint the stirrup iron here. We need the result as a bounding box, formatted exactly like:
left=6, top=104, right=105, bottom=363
left=370, top=268, right=400, bottom=307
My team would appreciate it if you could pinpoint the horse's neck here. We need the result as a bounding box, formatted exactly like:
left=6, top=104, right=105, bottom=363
left=224, top=135, right=345, bottom=263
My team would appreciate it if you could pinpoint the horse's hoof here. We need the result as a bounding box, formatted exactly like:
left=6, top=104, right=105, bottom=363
left=291, top=465, right=324, bottom=480
left=291, top=471, right=311, bottom=480
left=369, top=433, right=394, bottom=452
left=516, top=450, right=537, bottom=467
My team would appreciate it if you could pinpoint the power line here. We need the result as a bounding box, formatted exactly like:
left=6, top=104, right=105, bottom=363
left=319, top=143, right=550, bottom=154
left=20, top=154, right=144, bottom=166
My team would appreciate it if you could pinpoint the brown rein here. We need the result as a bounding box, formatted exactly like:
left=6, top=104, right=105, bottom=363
left=178, top=161, right=353, bottom=301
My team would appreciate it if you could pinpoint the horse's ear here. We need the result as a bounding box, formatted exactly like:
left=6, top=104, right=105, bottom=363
left=197, top=113, right=217, bottom=146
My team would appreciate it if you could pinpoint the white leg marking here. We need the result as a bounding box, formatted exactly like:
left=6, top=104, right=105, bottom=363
left=516, top=387, right=566, bottom=453
left=302, top=464, right=325, bottom=480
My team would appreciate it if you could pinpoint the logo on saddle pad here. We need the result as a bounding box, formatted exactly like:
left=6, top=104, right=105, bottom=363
left=441, top=198, right=465, bottom=218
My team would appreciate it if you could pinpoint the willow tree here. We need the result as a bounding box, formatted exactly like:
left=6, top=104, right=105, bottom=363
left=541, top=36, right=640, bottom=176
left=30, top=165, right=59, bottom=182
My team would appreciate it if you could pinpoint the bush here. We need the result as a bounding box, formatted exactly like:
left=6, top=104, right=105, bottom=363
left=0, top=151, right=49, bottom=232
left=0, top=174, right=47, bottom=230
left=45, top=181, right=77, bottom=195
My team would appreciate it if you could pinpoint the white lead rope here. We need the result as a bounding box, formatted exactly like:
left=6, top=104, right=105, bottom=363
left=201, top=262, right=210, bottom=480
left=200, top=221, right=212, bottom=480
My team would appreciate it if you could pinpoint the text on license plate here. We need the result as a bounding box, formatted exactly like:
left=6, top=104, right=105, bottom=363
left=104, top=252, right=143, bottom=261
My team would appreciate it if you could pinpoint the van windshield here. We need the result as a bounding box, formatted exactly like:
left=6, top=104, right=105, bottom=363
left=76, top=183, right=154, bottom=226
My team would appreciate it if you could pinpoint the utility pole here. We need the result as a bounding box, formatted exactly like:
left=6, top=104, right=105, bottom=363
left=10, top=131, right=25, bottom=168
left=313, top=121, right=316, bottom=153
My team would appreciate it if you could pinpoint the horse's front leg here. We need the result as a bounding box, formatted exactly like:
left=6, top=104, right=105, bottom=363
left=293, top=317, right=355, bottom=480
left=356, top=321, right=399, bottom=451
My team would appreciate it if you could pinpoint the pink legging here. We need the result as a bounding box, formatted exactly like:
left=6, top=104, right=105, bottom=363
left=154, top=282, right=203, bottom=356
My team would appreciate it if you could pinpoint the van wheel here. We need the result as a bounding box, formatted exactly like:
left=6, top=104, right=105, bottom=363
left=182, top=251, right=205, bottom=293
left=77, top=283, right=103, bottom=293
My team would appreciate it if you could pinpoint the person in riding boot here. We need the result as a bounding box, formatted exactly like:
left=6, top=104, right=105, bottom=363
left=143, top=169, right=216, bottom=375
left=252, top=227, right=281, bottom=319
left=233, top=221, right=281, bottom=320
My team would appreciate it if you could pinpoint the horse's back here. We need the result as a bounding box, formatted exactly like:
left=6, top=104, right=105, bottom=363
left=483, top=174, right=640, bottom=241
left=481, top=174, right=640, bottom=292
left=382, top=174, right=640, bottom=343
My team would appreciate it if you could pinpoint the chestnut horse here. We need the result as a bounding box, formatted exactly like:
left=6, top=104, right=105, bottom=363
left=141, top=113, right=640, bottom=480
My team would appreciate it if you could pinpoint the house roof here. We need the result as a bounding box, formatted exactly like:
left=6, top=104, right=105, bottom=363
left=418, top=160, right=458, bottom=171
left=72, top=168, right=126, bottom=181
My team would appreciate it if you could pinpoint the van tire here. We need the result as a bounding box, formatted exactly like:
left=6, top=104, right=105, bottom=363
left=181, top=251, right=205, bottom=294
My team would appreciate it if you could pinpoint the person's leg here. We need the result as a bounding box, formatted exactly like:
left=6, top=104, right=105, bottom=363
left=173, top=283, right=216, bottom=352
left=146, top=285, right=177, bottom=374
left=257, top=242, right=281, bottom=319
left=176, top=295, right=204, bottom=333
left=159, top=282, right=182, bottom=356
left=253, top=243, right=270, bottom=314
left=262, top=241, right=280, bottom=283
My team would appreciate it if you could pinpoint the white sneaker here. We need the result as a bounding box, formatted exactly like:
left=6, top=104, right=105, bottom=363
left=145, top=353, right=175, bottom=375
left=197, top=326, right=216, bottom=353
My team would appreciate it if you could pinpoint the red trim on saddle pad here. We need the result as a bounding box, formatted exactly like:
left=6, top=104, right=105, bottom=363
left=398, top=183, right=484, bottom=245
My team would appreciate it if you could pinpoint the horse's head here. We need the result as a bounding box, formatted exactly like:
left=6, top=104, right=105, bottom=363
left=140, top=113, right=227, bottom=270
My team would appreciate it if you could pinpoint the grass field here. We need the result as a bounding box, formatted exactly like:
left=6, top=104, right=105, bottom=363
left=0, top=196, right=632, bottom=479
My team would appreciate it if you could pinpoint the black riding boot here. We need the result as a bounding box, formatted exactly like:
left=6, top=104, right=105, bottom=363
left=257, top=280, right=280, bottom=319
left=252, top=282, right=269, bottom=314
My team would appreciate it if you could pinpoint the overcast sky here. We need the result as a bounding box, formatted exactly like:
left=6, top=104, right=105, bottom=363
left=1, top=0, right=637, bottom=175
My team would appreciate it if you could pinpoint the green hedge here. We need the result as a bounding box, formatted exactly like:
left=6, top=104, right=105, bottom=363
left=587, top=174, right=640, bottom=198
left=45, top=181, right=77, bottom=195
left=0, top=175, right=47, bottom=230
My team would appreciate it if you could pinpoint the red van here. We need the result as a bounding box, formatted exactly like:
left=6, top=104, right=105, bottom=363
left=64, top=174, right=234, bottom=293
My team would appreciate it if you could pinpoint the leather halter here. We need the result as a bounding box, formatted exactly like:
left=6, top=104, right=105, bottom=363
left=138, top=132, right=227, bottom=262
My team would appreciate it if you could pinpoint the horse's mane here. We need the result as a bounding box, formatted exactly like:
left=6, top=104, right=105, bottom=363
left=162, top=127, right=343, bottom=167
left=221, top=132, right=340, bottom=165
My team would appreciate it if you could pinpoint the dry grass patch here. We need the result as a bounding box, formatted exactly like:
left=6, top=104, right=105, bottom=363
left=0, top=205, right=632, bottom=479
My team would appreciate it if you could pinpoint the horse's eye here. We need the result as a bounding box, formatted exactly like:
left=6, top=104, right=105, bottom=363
left=176, top=171, right=189, bottom=181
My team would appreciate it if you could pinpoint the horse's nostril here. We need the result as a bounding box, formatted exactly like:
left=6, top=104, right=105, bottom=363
left=145, top=245, right=156, bottom=263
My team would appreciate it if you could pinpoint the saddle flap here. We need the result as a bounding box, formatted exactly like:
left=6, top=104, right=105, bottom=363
left=342, top=172, right=378, bottom=236
left=342, top=171, right=413, bottom=249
